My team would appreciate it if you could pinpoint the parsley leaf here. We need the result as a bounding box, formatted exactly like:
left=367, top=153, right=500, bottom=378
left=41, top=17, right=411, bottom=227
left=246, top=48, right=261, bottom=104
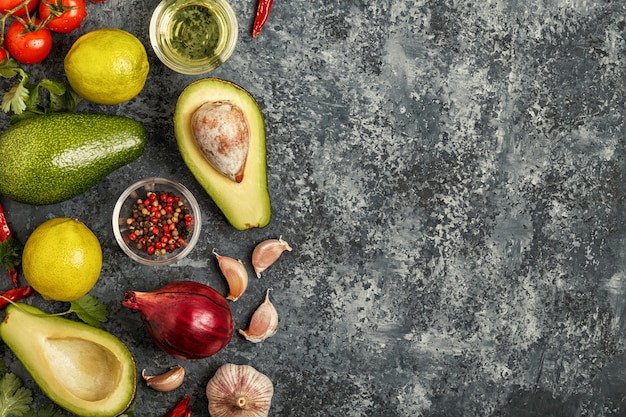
left=69, top=294, right=109, bottom=327
left=0, top=59, right=81, bottom=122
left=1, top=81, right=29, bottom=115
left=0, top=372, right=32, bottom=417
left=21, top=404, right=65, bottom=417
left=0, top=62, right=23, bottom=79
left=48, top=84, right=81, bottom=114
left=0, top=237, right=23, bottom=271
left=37, top=79, right=65, bottom=96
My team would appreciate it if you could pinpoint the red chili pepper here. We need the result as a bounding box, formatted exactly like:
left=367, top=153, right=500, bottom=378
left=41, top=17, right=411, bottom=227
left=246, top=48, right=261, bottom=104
left=163, top=394, right=191, bottom=417
left=0, top=285, right=36, bottom=309
left=0, top=202, right=21, bottom=287
left=252, top=0, right=273, bottom=38
left=0, top=205, right=10, bottom=241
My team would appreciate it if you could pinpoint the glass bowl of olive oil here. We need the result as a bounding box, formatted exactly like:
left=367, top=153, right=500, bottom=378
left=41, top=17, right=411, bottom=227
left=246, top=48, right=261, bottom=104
left=149, top=0, right=238, bottom=75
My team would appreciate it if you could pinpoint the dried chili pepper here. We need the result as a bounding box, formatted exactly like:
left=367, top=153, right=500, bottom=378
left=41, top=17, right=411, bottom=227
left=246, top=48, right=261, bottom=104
left=0, top=285, right=36, bottom=310
left=162, top=394, right=191, bottom=417
left=0, top=202, right=22, bottom=287
left=252, top=0, right=273, bottom=38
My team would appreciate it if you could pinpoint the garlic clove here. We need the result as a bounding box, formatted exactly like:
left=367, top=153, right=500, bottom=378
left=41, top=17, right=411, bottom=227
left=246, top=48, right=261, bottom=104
left=251, top=237, right=292, bottom=278
left=239, top=289, right=278, bottom=343
left=142, top=365, right=185, bottom=392
left=206, top=363, right=274, bottom=417
left=213, top=249, right=249, bottom=301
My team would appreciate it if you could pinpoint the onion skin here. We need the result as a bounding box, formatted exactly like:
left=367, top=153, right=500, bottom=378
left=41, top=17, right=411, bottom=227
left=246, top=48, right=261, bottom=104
left=122, top=280, right=234, bottom=359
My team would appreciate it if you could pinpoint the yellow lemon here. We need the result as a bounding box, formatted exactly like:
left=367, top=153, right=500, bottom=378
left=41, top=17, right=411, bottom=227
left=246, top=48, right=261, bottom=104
left=22, top=218, right=103, bottom=302
left=64, top=28, right=150, bottom=105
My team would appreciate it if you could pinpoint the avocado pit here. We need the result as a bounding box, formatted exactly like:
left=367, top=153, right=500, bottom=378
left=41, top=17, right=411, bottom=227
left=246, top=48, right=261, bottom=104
left=191, top=101, right=249, bottom=183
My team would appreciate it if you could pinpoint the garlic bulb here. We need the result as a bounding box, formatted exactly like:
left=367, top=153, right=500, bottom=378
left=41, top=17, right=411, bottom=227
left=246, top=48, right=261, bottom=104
left=213, top=249, right=249, bottom=301
left=206, top=363, right=274, bottom=417
left=251, top=237, right=292, bottom=278
left=239, top=289, right=278, bottom=343
left=142, top=365, right=185, bottom=392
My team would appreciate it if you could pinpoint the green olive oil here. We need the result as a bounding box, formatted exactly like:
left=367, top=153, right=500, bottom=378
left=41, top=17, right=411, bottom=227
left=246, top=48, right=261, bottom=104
left=150, top=0, right=238, bottom=74
left=168, top=5, right=221, bottom=60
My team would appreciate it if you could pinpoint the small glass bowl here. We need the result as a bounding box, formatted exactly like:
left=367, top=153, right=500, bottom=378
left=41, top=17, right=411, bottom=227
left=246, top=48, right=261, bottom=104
left=149, top=0, right=238, bottom=75
left=112, top=178, right=201, bottom=266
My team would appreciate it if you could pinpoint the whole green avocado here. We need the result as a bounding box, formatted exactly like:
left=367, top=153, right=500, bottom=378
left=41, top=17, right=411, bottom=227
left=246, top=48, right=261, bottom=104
left=0, top=112, right=146, bottom=205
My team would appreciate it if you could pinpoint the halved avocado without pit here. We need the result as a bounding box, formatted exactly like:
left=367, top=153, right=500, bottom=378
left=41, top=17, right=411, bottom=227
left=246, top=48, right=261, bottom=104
left=174, top=78, right=271, bottom=230
left=0, top=303, right=136, bottom=417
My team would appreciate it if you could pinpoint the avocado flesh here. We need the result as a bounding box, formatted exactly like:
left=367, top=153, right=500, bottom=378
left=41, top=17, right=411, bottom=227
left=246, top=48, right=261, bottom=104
left=0, top=303, right=136, bottom=417
left=174, top=78, right=271, bottom=230
left=0, top=112, right=146, bottom=205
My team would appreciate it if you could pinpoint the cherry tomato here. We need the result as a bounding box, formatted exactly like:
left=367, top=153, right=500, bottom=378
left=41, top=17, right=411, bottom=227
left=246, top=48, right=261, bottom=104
left=4, top=19, right=52, bottom=64
left=39, top=0, right=86, bottom=33
left=0, top=48, right=8, bottom=62
left=0, top=0, right=38, bottom=16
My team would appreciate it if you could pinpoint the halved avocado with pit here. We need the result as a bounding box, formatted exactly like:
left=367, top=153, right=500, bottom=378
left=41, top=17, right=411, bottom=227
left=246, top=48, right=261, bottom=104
left=174, top=78, right=271, bottom=230
left=0, top=303, right=136, bottom=417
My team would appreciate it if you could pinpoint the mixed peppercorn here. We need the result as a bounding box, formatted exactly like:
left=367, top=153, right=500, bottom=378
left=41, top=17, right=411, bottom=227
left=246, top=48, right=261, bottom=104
left=125, top=191, right=193, bottom=256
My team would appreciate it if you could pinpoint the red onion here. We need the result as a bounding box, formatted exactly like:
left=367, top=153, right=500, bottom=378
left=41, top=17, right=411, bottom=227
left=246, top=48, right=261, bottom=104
left=122, top=280, right=233, bottom=359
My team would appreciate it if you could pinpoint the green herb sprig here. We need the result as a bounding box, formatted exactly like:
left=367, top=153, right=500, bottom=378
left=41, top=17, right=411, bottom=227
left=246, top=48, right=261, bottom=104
left=0, top=236, right=22, bottom=271
left=0, top=361, right=66, bottom=417
left=0, top=366, right=32, bottom=417
left=0, top=59, right=81, bottom=124
left=68, top=294, right=109, bottom=327
left=21, top=404, right=66, bottom=417
left=4, top=294, right=111, bottom=327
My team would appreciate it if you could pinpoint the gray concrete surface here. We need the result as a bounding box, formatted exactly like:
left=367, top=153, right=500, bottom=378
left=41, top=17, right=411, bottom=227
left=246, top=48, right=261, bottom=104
left=1, top=0, right=626, bottom=416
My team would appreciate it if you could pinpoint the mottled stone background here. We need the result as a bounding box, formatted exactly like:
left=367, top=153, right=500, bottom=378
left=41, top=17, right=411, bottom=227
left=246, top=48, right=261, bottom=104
left=1, top=0, right=625, bottom=416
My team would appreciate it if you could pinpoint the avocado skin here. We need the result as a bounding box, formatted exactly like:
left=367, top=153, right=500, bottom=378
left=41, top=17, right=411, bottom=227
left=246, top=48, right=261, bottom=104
left=0, top=112, right=146, bottom=205
left=174, top=78, right=271, bottom=230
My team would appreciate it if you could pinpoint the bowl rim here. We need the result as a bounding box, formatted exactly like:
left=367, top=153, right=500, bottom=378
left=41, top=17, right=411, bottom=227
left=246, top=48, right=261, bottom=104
left=149, top=0, right=239, bottom=75
left=112, top=177, right=202, bottom=266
